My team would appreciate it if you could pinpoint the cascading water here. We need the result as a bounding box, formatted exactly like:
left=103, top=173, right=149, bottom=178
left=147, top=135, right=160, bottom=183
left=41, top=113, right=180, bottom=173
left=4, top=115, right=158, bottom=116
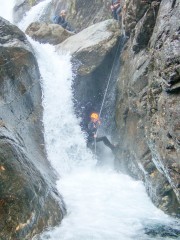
left=0, top=1, right=180, bottom=239
left=18, top=0, right=52, bottom=31
left=0, top=0, right=15, bottom=23
left=30, top=40, right=95, bottom=175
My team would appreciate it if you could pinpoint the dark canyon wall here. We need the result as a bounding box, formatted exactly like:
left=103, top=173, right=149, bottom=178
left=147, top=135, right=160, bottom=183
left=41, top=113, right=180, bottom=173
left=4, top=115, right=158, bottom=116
left=0, top=17, right=65, bottom=239
left=115, top=0, right=180, bottom=216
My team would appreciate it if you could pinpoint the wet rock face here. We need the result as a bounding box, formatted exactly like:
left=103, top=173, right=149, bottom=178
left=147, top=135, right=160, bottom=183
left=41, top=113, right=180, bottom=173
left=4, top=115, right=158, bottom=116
left=25, top=22, right=74, bottom=45
left=0, top=140, right=63, bottom=240
left=0, top=17, right=65, bottom=239
left=123, top=0, right=161, bottom=38
left=57, top=19, right=120, bottom=130
left=115, top=0, right=180, bottom=216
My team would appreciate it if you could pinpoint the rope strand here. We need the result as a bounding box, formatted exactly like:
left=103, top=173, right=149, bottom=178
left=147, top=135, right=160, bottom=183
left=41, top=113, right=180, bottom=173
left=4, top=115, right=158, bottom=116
left=99, top=39, right=121, bottom=119
left=94, top=37, right=121, bottom=154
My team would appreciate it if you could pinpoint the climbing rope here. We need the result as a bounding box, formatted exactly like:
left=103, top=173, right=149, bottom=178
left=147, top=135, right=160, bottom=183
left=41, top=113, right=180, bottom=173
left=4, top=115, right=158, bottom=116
left=99, top=38, right=121, bottom=119
left=94, top=37, right=122, bottom=153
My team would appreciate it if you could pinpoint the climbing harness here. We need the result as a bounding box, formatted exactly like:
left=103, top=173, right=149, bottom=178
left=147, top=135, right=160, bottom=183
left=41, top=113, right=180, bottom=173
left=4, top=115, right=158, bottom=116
left=94, top=38, right=122, bottom=154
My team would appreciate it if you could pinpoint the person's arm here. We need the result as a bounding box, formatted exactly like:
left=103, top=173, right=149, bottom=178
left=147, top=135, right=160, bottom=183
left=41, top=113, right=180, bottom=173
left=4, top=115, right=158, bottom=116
left=58, top=17, right=69, bottom=29
left=113, top=0, right=121, bottom=8
left=61, top=21, right=68, bottom=28
left=88, top=122, right=97, bottom=138
left=110, top=0, right=114, bottom=11
left=94, top=121, right=101, bottom=138
left=57, top=16, right=64, bottom=25
left=56, top=16, right=61, bottom=25
left=88, top=122, right=96, bottom=132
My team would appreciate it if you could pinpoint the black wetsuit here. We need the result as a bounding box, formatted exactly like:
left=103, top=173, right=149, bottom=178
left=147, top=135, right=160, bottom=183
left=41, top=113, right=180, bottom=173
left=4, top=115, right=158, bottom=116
left=111, top=0, right=121, bottom=20
left=87, top=121, right=115, bottom=151
left=53, top=16, right=73, bottom=31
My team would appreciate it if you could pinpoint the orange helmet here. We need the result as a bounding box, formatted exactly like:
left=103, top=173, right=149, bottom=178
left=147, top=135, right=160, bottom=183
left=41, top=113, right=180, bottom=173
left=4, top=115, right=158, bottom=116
left=90, top=112, right=99, bottom=120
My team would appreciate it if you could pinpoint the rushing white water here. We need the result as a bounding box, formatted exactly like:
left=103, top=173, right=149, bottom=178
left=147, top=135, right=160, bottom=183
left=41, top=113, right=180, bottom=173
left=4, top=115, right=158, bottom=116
left=18, top=0, right=52, bottom=31
left=1, top=1, right=180, bottom=239
left=0, top=0, right=49, bottom=25
left=30, top=40, right=95, bottom=175
left=0, top=0, right=15, bottom=23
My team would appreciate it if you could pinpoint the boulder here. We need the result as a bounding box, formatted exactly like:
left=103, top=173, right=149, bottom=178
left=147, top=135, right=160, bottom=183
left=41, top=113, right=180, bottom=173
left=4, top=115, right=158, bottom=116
left=25, top=22, right=74, bottom=45
left=0, top=17, right=65, bottom=239
left=56, top=19, right=120, bottom=129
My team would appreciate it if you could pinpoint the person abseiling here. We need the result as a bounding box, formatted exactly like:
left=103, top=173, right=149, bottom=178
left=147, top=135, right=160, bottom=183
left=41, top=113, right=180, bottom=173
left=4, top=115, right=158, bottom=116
left=110, top=0, right=122, bottom=21
left=53, top=10, right=74, bottom=32
left=87, top=112, right=116, bottom=152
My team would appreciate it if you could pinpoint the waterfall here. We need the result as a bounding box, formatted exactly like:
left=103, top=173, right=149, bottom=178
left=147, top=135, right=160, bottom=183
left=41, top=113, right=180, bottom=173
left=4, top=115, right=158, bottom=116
left=18, top=0, right=52, bottom=31
left=29, top=39, right=95, bottom=175
left=0, top=1, right=180, bottom=239
left=0, top=0, right=15, bottom=23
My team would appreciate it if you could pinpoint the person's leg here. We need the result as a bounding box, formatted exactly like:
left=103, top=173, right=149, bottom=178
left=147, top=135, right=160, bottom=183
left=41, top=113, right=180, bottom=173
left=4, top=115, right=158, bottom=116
left=116, top=6, right=122, bottom=21
left=112, top=9, right=118, bottom=20
left=61, top=21, right=69, bottom=29
left=66, top=22, right=74, bottom=32
left=96, top=136, right=115, bottom=151
left=87, top=139, right=95, bottom=152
